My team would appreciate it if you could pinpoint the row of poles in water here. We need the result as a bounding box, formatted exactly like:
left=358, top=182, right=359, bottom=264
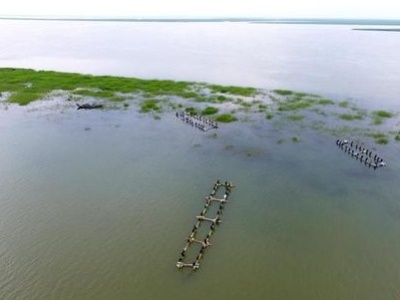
left=336, top=139, right=386, bottom=169
left=175, top=111, right=219, bottom=132
left=176, top=180, right=234, bottom=271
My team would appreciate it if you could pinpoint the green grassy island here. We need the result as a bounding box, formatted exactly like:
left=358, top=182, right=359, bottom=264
left=1, top=68, right=399, bottom=145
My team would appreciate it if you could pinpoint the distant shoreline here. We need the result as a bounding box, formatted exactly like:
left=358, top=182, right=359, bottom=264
left=353, top=28, right=400, bottom=32
left=1, top=16, right=400, bottom=26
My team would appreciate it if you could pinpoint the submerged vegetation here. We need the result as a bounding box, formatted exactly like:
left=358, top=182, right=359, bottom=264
left=368, top=132, right=389, bottom=145
left=140, top=99, right=161, bottom=113
left=201, top=106, right=219, bottom=115
left=371, top=110, right=394, bottom=125
left=338, top=113, right=364, bottom=121
left=1, top=68, right=399, bottom=146
left=216, top=113, right=237, bottom=123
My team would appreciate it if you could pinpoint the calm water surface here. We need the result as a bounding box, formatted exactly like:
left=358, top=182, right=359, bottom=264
left=1, top=20, right=400, bottom=299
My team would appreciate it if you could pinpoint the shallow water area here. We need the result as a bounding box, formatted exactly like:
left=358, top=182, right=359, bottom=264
left=1, top=101, right=400, bottom=299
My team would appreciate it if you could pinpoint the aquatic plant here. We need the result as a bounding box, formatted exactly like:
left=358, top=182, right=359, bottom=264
left=368, top=132, right=389, bottom=144
left=185, top=107, right=198, bottom=115
left=209, top=85, right=256, bottom=96
left=287, top=114, right=304, bottom=121
left=201, top=106, right=219, bottom=115
left=175, top=91, right=199, bottom=99
left=278, top=100, right=313, bottom=111
left=273, top=89, right=293, bottom=96
left=292, top=136, right=300, bottom=143
left=375, top=137, right=389, bottom=145
left=373, top=110, right=393, bottom=118
left=318, top=99, right=334, bottom=105
left=371, top=110, right=393, bottom=125
left=217, top=95, right=227, bottom=102
left=338, top=101, right=349, bottom=108
left=73, top=89, right=115, bottom=99
left=140, top=99, right=161, bottom=113
left=258, top=104, right=268, bottom=112
left=8, top=91, right=43, bottom=105
left=338, top=113, right=364, bottom=121
left=266, top=113, right=274, bottom=120
left=311, top=108, right=328, bottom=116
left=216, top=113, right=237, bottom=123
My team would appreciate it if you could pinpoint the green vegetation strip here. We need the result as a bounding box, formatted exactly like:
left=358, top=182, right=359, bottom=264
left=0, top=68, right=257, bottom=105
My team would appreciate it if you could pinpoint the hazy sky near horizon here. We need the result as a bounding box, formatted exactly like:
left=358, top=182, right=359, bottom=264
left=1, top=0, right=399, bottom=19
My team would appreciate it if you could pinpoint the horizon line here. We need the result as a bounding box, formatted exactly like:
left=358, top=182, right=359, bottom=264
left=1, top=15, right=400, bottom=21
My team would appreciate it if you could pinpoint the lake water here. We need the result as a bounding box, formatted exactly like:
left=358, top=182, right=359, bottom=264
left=1, top=20, right=400, bottom=300
left=1, top=19, right=400, bottom=108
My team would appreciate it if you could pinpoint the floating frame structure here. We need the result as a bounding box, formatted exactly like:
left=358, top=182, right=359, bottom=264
left=175, top=111, right=218, bottom=132
left=336, top=139, right=386, bottom=169
left=176, top=180, right=234, bottom=271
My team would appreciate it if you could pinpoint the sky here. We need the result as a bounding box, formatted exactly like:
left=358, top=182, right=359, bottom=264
left=1, top=0, right=399, bottom=19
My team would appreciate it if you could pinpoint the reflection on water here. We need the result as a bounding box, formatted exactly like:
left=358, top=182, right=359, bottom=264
left=1, top=104, right=400, bottom=299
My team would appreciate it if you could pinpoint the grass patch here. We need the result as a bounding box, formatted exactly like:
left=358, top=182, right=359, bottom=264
left=209, top=85, right=256, bottom=97
left=338, top=101, right=349, bottom=108
left=8, top=91, right=44, bottom=105
left=368, top=132, right=389, bottom=145
left=375, top=137, right=389, bottom=145
left=216, top=113, right=237, bottom=123
left=278, top=100, right=313, bottom=111
left=240, top=101, right=252, bottom=108
left=74, top=89, right=116, bottom=99
left=201, top=106, right=219, bottom=115
left=372, top=116, right=383, bottom=125
left=287, top=114, right=304, bottom=121
left=185, top=106, right=198, bottom=115
left=176, top=91, right=199, bottom=99
left=292, top=136, right=300, bottom=143
left=140, top=99, right=161, bottom=113
left=338, top=113, right=364, bottom=121
left=258, top=104, right=268, bottom=112
left=273, top=89, right=294, bottom=96
left=373, top=110, right=393, bottom=118
left=216, top=95, right=228, bottom=103
left=371, top=110, right=394, bottom=125
left=318, top=99, right=334, bottom=105
left=395, top=134, right=400, bottom=141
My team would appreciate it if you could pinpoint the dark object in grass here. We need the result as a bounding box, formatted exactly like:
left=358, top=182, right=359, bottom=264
left=76, top=103, right=103, bottom=110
